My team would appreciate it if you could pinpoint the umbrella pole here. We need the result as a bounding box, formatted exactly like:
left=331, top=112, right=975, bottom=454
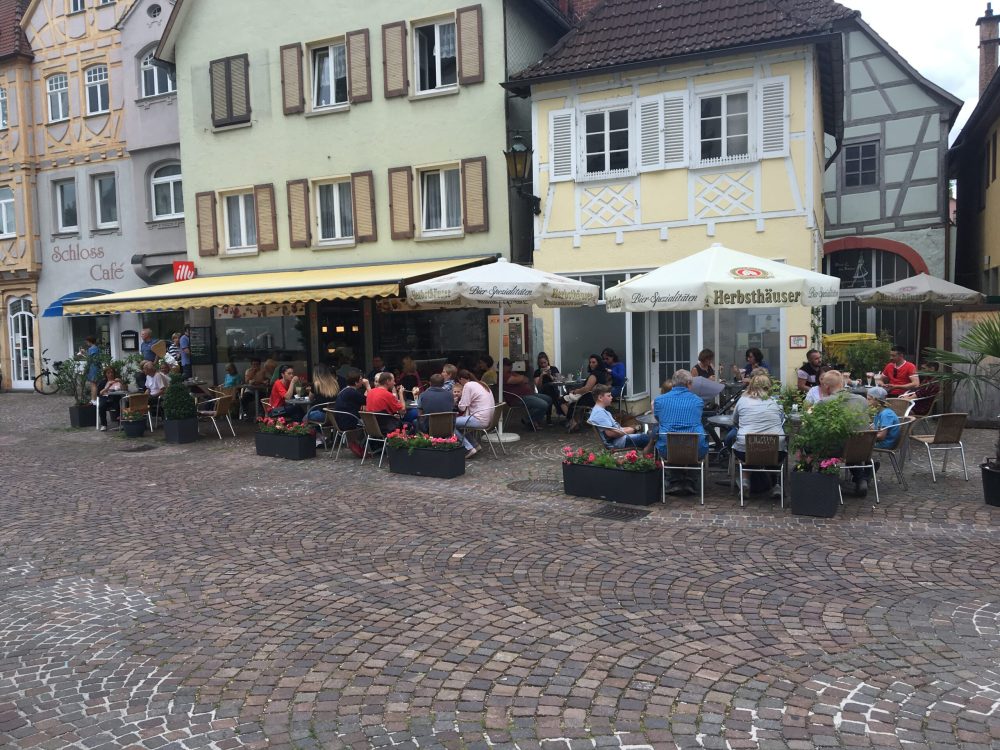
left=489, top=302, right=520, bottom=445
left=915, top=302, right=922, bottom=368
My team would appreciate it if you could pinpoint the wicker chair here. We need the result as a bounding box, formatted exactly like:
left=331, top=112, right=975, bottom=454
left=123, top=392, right=153, bottom=431
left=838, top=430, right=879, bottom=505
left=909, top=413, right=969, bottom=482
left=460, top=404, right=508, bottom=458
left=660, top=432, right=706, bottom=505
left=885, top=398, right=914, bottom=418
left=322, top=409, right=363, bottom=460
left=197, top=394, right=236, bottom=439
left=873, top=415, right=916, bottom=490
left=424, top=411, right=457, bottom=439
left=358, top=410, right=389, bottom=467
left=588, top=422, right=630, bottom=454
left=735, top=433, right=784, bottom=508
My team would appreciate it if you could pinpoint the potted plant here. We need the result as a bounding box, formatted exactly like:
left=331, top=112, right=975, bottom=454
left=119, top=407, right=147, bottom=438
left=561, top=446, right=660, bottom=505
left=57, top=358, right=96, bottom=428
left=843, top=336, right=891, bottom=380
left=255, top=416, right=316, bottom=460
left=385, top=430, right=464, bottom=478
left=925, top=315, right=1000, bottom=506
left=788, top=396, right=868, bottom=517
left=161, top=374, right=198, bottom=444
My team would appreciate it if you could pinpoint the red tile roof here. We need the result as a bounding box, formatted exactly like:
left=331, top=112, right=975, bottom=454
left=0, top=0, right=31, bottom=61
left=509, top=0, right=858, bottom=83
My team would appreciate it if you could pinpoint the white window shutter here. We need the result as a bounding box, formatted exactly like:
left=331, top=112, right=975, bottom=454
left=663, top=91, right=688, bottom=169
left=759, top=76, right=789, bottom=159
left=637, top=95, right=663, bottom=172
left=549, top=108, right=575, bottom=182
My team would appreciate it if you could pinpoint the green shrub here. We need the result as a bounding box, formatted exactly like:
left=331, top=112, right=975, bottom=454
left=161, top=374, right=196, bottom=420
left=842, top=337, right=891, bottom=378
left=790, top=395, right=868, bottom=472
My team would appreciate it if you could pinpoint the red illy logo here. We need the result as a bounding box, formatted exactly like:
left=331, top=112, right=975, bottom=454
left=173, top=261, right=196, bottom=281
left=729, top=266, right=772, bottom=280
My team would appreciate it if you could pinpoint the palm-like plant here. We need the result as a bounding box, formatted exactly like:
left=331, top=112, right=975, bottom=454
left=924, top=314, right=1000, bottom=464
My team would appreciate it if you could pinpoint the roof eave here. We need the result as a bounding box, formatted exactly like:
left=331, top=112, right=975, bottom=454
left=950, top=64, right=1000, bottom=159
left=525, top=0, right=571, bottom=32
left=154, top=0, right=188, bottom=63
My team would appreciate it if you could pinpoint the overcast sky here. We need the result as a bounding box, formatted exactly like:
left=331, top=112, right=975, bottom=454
left=845, top=0, right=984, bottom=140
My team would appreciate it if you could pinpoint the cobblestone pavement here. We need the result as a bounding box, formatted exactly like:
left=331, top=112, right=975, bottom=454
left=1, top=393, right=999, bottom=750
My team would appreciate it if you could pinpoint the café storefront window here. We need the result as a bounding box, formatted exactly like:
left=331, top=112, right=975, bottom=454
left=213, top=303, right=309, bottom=382
left=375, top=307, right=487, bottom=370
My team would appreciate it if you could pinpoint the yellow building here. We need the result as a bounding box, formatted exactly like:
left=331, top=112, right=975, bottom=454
left=506, top=0, right=855, bottom=400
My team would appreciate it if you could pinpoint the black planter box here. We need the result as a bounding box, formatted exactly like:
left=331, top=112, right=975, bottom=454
left=388, top=446, right=465, bottom=478
left=164, top=417, right=199, bottom=444
left=789, top=471, right=840, bottom=517
left=121, top=420, right=146, bottom=438
left=255, top=431, right=316, bottom=460
left=69, top=404, right=96, bottom=428
left=562, top=462, right=660, bottom=505
left=983, top=464, right=1000, bottom=507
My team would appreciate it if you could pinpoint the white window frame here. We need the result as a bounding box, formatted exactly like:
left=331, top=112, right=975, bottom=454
left=314, top=179, right=354, bottom=245
left=222, top=190, right=257, bottom=254
left=85, top=65, right=109, bottom=115
left=0, top=87, right=7, bottom=130
left=413, top=18, right=457, bottom=94
left=695, top=86, right=753, bottom=167
left=47, top=74, right=69, bottom=123
left=418, top=165, right=462, bottom=236
left=55, top=179, right=78, bottom=233
left=140, top=51, right=175, bottom=98
left=93, top=173, right=118, bottom=229
left=69, top=0, right=84, bottom=12
left=578, top=99, right=634, bottom=180
left=99, top=0, right=114, bottom=5
left=0, top=186, right=15, bottom=238
left=150, top=163, right=183, bottom=220
left=310, top=41, right=348, bottom=110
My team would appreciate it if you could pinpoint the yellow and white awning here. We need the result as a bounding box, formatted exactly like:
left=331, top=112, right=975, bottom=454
left=62, top=256, right=496, bottom=315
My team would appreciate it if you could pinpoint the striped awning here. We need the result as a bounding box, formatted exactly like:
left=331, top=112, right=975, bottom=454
left=62, top=256, right=497, bottom=315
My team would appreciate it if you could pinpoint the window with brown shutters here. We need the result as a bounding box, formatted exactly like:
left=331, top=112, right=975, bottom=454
left=461, top=157, right=488, bottom=233
left=387, top=166, right=414, bottom=240
left=254, top=184, right=278, bottom=251
left=195, top=192, right=218, bottom=256
left=286, top=179, right=311, bottom=248
left=456, top=5, right=484, bottom=85
left=346, top=29, right=372, bottom=104
left=382, top=21, right=408, bottom=98
left=351, top=171, right=377, bottom=243
left=279, top=43, right=304, bottom=115
left=209, top=54, right=251, bottom=128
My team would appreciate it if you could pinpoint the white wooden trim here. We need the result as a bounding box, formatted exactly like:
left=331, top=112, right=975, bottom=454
left=804, top=47, right=815, bottom=230
left=758, top=75, right=790, bottom=159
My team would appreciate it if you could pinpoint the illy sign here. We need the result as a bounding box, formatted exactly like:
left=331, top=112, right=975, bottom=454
left=173, top=261, right=196, bottom=281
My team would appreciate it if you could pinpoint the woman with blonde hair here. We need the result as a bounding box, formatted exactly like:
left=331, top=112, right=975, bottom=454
left=306, top=364, right=341, bottom=441
left=731, top=372, right=785, bottom=497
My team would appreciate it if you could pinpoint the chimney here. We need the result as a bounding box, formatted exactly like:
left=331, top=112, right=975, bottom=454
left=572, top=0, right=602, bottom=21
left=978, top=3, right=1000, bottom=95
left=558, top=0, right=570, bottom=16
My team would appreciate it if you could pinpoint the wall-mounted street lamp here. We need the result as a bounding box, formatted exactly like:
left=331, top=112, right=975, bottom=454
left=504, top=133, right=541, bottom=215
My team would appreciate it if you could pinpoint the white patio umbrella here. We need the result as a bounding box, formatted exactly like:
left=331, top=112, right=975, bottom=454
left=406, top=257, right=599, bottom=440
left=855, top=273, right=984, bottom=364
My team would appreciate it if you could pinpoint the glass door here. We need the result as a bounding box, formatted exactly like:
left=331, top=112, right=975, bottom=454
left=651, top=311, right=692, bottom=391
left=8, top=297, right=36, bottom=389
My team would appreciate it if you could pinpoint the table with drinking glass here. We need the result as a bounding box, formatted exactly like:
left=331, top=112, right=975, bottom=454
left=634, top=413, right=659, bottom=434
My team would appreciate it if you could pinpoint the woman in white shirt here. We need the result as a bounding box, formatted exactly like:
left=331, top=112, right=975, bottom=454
left=455, top=369, right=496, bottom=458
left=732, top=372, right=785, bottom=496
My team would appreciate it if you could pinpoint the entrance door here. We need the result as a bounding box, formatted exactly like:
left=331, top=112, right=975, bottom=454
left=651, top=311, right=692, bottom=390
left=8, top=296, right=36, bottom=389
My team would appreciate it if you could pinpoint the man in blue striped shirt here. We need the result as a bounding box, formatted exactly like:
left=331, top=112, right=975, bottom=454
left=654, top=369, right=709, bottom=495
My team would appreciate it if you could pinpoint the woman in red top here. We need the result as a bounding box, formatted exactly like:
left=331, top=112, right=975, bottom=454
left=269, top=365, right=305, bottom=421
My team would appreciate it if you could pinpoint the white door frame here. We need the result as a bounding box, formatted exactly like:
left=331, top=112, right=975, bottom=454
left=8, top=296, right=36, bottom=389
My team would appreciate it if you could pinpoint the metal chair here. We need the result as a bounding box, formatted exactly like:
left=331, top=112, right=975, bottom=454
left=588, top=421, right=630, bottom=454
left=424, top=411, right=457, bottom=439
left=909, top=413, right=969, bottom=482
left=461, top=404, right=508, bottom=458
left=322, top=409, right=363, bottom=460
left=873, top=415, right=916, bottom=490
left=616, top=377, right=630, bottom=416
left=197, top=394, right=236, bottom=439
left=838, top=430, right=880, bottom=506
left=123, top=392, right=152, bottom=431
left=358, top=411, right=389, bottom=467
left=885, top=398, right=914, bottom=418
left=660, top=432, right=706, bottom=505
left=503, top=391, right=538, bottom=432
left=735, top=433, right=784, bottom=508
left=305, top=400, right=338, bottom=444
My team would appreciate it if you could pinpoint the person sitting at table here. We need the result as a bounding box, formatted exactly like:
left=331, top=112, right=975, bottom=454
left=560, top=354, right=609, bottom=432
left=503, top=358, right=552, bottom=430
left=455, top=369, right=495, bottom=458
left=588, top=385, right=650, bottom=451
left=419, top=373, right=457, bottom=430
left=365, top=371, right=409, bottom=433
left=366, top=354, right=389, bottom=385
left=875, top=345, right=920, bottom=396
left=732, top=372, right=785, bottom=498
left=223, top=362, right=243, bottom=388
left=306, top=363, right=341, bottom=421
left=691, top=349, right=716, bottom=380
left=899, top=361, right=940, bottom=416
left=601, top=348, right=626, bottom=398
left=399, top=356, right=423, bottom=398
left=261, top=357, right=278, bottom=385
left=803, top=367, right=838, bottom=405
left=141, top=361, right=169, bottom=418
left=731, top=347, right=769, bottom=383
left=654, top=369, right=709, bottom=496
left=441, top=363, right=458, bottom=389
left=533, top=352, right=561, bottom=423
left=269, top=364, right=304, bottom=421
left=477, top=355, right=498, bottom=387
left=332, top=370, right=369, bottom=457
left=97, top=366, right=125, bottom=431
left=849, top=385, right=899, bottom=498
left=796, top=349, right=823, bottom=394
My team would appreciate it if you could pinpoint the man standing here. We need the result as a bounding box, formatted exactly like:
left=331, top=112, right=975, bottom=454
left=365, top=371, right=408, bottom=433
left=876, top=345, right=920, bottom=396
left=654, top=370, right=708, bottom=495
left=179, top=325, right=192, bottom=380
left=588, top=385, right=649, bottom=451
left=139, top=328, right=157, bottom=364
left=367, top=355, right=389, bottom=385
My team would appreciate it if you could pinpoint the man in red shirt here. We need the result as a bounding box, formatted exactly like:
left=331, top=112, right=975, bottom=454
left=365, top=371, right=408, bottom=432
left=877, top=345, right=920, bottom=396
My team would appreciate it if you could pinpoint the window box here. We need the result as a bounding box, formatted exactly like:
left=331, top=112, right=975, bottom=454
left=255, top=432, right=315, bottom=460
left=562, top=462, right=660, bottom=505
left=387, top=445, right=465, bottom=478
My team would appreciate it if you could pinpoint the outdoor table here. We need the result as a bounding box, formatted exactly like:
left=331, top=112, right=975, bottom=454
left=849, top=385, right=871, bottom=396
left=94, top=391, right=126, bottom=431
left=634, top=413, right=658, bottom=434
left=242, top=383, right=270, bottom=420
left=705, top=413, right=734, bottom=452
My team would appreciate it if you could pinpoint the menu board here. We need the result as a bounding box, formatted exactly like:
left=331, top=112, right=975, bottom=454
left=188, top=326, right=212, bottom=364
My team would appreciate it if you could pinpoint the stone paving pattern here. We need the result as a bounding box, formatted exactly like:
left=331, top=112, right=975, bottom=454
left=1, top=393, right=999, bottom=750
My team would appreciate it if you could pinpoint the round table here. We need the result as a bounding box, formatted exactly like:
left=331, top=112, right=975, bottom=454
left=707, top=414, right=734, bottom=429
left=634, top=413, right=658, bottom=434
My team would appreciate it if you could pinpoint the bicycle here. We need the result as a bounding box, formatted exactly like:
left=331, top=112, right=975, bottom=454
left=33, top=349, right=63, bottom=395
